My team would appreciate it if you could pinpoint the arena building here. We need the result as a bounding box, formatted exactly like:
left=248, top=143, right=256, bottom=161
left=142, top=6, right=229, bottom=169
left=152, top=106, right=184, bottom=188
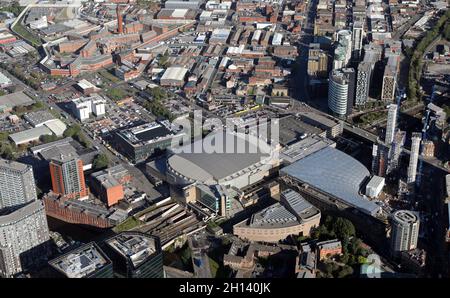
left=166, top=130, right=279, bottom=189
left=233, top=189, right=321, bottom=242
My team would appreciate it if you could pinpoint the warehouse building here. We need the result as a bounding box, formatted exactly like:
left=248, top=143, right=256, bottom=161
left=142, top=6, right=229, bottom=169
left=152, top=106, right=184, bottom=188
left=160, top=67, right=189, bottom=87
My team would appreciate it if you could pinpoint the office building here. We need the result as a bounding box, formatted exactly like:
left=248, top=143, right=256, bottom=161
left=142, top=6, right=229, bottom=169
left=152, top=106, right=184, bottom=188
left=407, top=133, right=422, bottom=184
left=385, top=104, right=398, bottom=144
left=104, top=232, right=164, bottom=278
left=49, top=152, right=89, bottom=199
left=0, top=200, right=50, bottom=278
left=113, top=121, right=180, bottom=163
left=355, top=62, right=372, bottom=106
left=390, top=210, right=420, bottom=252
left=0, top=159, right=38, bottom=210
left=328, top=68, right=355, bottom=117
left=49, top=242, right=113, bottom=278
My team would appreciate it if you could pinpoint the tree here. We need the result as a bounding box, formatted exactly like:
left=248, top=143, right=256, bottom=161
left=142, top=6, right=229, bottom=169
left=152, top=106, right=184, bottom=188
left=332, top=217, right=355, bottom=241
left=93, top=153, right=109, bottom=170
left=337, top=265, right=354, bottom=278
left=0, top=132, right=9, bottom=142
left=63, top=124, right=81, bottom=138
left=39, top=134, right=58, bottom=143
left=339, top=253, right=349, bottom=264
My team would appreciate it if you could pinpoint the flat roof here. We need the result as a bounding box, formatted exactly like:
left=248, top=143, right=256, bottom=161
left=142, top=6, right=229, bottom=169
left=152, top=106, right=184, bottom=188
left=117, top=121, right=174, bottom=145
left=77, top=79, right=96, bottom=90
left=280, top=147, right=380, bottom=216
left=280, top=135, right=335, bottom=164
left=392, top=210, right=419, bottom=225
left=0, top=158, right=31, bottom=173
left=48, top=242, right=111, bottom=278
left=0, top=91, right=34, bottom=109
left=0, top=200, right=44, bottom=226
left=24, top=110, right=56, bottom=127
left=105, top=232, right=159, bottom=269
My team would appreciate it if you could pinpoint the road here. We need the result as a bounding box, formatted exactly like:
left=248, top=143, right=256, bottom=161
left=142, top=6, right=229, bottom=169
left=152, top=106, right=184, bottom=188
left=291, top=0, right=317, bottom=104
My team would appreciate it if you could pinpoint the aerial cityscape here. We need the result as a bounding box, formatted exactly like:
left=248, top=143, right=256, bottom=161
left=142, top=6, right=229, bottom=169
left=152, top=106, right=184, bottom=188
left=0, top=0, right=448, bottom=279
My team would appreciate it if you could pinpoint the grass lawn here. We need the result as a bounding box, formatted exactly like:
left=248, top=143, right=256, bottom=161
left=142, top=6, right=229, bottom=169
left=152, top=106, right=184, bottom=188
left=12, top=22, right=42, bottom=47
left=113, top=216, right=144, bottom=233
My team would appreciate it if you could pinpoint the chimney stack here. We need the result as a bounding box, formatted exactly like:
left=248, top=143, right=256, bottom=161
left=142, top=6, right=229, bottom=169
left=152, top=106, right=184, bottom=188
left=116, top=5, right=123, bottom=34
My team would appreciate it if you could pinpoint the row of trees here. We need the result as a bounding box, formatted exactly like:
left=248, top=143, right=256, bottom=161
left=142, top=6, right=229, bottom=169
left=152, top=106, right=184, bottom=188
left=143, top=87, right=174, bottom=120
left=0, top=63, right=42, bottom=90
left=0, top=1, right=24, bottom=16
left=407, top=10, right=450, bottom=102
left=63, top=124, right=91, bottom=148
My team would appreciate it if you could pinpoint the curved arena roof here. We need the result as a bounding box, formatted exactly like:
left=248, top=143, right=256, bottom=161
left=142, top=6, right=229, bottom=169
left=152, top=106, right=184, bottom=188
left=280, top=147, right=380, bottom=216
left=167, top=130, right=274, bottom=185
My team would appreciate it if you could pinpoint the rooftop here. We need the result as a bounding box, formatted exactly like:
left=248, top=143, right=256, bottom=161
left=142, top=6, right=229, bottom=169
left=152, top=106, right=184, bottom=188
left=105, top=232, right=160, bottom=268
left=116, top=121, right=174, bottom=145
left=245, top=189, right=320, bottom=229
left=24, top=110, right=56, bottom=127
left=48, top=242, right=111, bottom=278
left=0, top=158, right=31, bottom=173
left=392, top=210, right=419, bottom=225
left=167, top=130, right=274, bottom=183
left=280, top=147, right=381, bottom=216
left=0, top=91, right=34, bottom=110
left=160, top=66, right=189, bottom=82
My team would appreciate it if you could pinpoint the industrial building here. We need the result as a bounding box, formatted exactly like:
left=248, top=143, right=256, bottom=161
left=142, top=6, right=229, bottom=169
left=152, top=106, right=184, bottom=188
left=160, top=66, right=189, bottom=87
left=113, top=121, right=180, bottom=163
left=9, top=119, right=67, bottom=146
left=328, top=68, right=355, bottom=117
left=103, top=232, right=164, bottom=278
left=49, top=242, right=113, bottom=278
left=233, top=189, right=321, bottom=242
left=0, top=159, right=38, bottom=210
left=0, top=91, right=34, bottom=113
